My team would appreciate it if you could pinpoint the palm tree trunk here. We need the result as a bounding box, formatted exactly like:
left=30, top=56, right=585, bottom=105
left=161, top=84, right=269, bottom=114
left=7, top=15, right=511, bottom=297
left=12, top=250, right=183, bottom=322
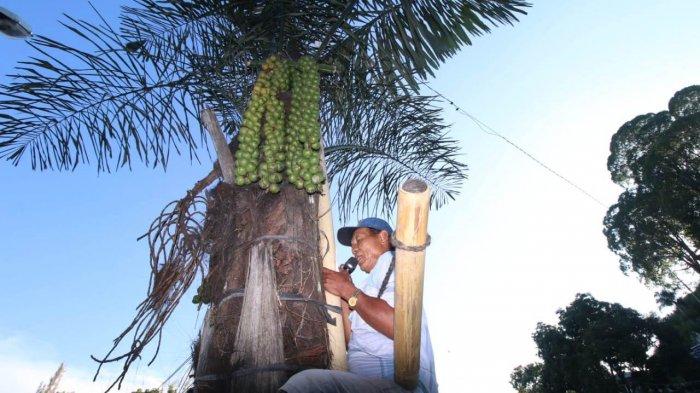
left=194, top=182, right=330, bottom=392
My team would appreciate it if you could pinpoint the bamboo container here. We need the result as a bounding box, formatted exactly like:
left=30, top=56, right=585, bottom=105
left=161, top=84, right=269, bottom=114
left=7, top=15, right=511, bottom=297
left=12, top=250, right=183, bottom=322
left=393, top=179, right=431, bottom=389
left=317, top=145, right=348, bottom=371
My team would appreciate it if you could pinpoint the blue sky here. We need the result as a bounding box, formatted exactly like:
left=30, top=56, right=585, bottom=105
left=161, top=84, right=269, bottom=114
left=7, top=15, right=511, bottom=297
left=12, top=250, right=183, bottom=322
left=1, top=1, right=699, bottom=392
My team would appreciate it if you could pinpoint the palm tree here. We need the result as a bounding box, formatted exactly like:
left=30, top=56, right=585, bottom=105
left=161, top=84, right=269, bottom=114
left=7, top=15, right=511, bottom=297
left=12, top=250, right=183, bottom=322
left=0, top=1, right=528, bottom=391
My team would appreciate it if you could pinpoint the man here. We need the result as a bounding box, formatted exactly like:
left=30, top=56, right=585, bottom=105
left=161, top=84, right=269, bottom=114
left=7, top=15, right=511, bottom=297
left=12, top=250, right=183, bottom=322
left=279, top=218, right=438, bottom=393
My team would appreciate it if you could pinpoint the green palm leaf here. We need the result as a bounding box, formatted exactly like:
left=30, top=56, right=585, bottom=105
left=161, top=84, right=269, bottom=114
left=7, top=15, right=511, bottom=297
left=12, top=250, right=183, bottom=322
left=319, top=0, right=529, bottom=91
left=323, top=87, right=466, bottom=220
left=0, top=10, right=203, bottom=171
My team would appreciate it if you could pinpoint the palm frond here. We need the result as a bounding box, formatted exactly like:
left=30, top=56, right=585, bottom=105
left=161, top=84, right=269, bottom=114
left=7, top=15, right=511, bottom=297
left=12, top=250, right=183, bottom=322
left=323, top=89, right=467, bottom=220
left=318, top=0, right=530, bottom=92
left=91, top=177, right=212, bottom=391
left=0, top=7, right=202, bottom=171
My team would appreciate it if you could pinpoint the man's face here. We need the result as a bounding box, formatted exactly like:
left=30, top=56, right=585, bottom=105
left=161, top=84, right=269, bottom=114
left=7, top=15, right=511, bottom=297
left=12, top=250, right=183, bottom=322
left=350, top=228, right=388, bottom=273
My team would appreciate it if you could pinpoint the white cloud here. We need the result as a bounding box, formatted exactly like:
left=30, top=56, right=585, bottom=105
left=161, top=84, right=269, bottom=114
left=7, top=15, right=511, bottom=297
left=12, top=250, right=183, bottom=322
left=0, top=333, right=168, bottom=393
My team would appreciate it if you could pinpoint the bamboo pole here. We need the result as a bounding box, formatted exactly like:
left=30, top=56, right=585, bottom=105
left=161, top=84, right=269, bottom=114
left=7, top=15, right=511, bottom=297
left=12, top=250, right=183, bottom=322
left=393, top=179, right=431, bottom=390
left=200, top=109, right=235, bottom=185
left=317, top=144, right=348, bottom=371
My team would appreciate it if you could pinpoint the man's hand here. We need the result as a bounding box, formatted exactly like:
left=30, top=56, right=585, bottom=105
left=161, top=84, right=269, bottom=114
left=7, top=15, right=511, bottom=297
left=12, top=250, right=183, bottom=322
left=323, top=268, right=395, bottom=340
left=322, top=267, right=356, bottom=300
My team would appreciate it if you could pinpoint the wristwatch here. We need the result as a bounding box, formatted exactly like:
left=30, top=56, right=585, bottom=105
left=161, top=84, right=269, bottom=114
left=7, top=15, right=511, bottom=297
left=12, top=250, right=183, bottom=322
left=348, top=288, right=362, bottom=309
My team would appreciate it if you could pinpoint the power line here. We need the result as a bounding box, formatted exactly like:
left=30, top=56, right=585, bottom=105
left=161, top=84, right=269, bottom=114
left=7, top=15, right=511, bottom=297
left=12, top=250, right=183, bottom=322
left=423, top=84, right=606, bottom=207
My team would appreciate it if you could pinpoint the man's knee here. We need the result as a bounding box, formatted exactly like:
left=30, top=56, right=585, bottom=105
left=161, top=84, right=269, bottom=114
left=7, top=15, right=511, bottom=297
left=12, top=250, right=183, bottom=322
left=288, top=369, right=332, bottom=383
left=279, top=369, right=334, bottom=392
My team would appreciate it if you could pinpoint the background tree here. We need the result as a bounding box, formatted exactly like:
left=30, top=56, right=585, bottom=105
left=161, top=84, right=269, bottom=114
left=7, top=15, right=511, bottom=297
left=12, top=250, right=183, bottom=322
left=0, top=0, right=529, bottom=391
left=604, top=85, right=700, bottom=289
left=646, top=284, right=700, bottom=385
left=510, top=363, right=543, bottom=393
left=511, top=294, right=655, bottom=393
left=513, top=291, right=700, bottom=392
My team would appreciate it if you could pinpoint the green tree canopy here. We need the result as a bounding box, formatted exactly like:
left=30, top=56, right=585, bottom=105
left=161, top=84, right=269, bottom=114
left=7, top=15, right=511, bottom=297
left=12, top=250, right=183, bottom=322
left=513, top=290, right=700, bottom=392
left=511, top=293, right=655, bottom=393
left=510, top=363, right=543, bottom=393
left=604, top=85, right=700, bottom=288
left=646, top=285, right=700, bottom=385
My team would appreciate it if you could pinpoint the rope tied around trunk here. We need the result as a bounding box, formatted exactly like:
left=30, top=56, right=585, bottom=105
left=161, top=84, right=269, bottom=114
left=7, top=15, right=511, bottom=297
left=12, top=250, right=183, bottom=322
left=390, top=232, right=432, bottom=252
left=218, top=288, right=341, bottom=325
left=237, top=234, right=318, bottom=251
left=226, top=233, right=339, bottom=320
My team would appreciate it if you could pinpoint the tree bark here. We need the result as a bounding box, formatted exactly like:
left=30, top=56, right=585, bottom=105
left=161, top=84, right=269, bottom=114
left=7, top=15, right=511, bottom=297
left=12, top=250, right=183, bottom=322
left=194, top=181, right=330, bottom=392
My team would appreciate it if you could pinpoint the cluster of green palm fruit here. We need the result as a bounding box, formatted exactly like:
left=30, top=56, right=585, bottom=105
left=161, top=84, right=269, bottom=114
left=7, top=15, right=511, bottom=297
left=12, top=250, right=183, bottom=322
left=192, top=281, right=211, bottom=305
left=234, top=55, right=324, bottom=194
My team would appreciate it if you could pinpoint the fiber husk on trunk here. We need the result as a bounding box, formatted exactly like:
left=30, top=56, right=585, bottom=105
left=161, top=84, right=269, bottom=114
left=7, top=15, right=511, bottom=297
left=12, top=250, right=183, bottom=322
left=194, top=181, right=330, bottom=393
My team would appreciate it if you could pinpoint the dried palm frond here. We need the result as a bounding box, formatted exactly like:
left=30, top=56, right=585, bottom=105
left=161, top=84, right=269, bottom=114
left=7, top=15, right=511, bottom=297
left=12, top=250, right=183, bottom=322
left=91, top=169, right=217, bottom=391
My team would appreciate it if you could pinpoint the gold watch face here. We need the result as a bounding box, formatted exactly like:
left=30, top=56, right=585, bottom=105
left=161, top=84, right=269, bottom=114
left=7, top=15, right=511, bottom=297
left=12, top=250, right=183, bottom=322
left=348, top=296, right=358, bottom=308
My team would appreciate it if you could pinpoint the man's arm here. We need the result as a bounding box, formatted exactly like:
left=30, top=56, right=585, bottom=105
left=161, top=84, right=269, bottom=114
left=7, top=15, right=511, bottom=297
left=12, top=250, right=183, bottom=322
left=351, top=292, right=394, bottom=339
left=323, top=267, right=394, bottom=340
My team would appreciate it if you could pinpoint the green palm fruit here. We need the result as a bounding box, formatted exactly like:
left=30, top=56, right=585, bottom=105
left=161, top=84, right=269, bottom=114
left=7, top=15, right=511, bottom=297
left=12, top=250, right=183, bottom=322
left=311, top=174, right=323, bottom=185
left=244, top=161, right=255, bottom=173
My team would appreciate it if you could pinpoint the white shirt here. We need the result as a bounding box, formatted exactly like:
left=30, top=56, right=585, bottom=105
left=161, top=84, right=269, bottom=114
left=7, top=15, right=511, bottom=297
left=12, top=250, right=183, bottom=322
left=347, top=251, right=438, bottom=392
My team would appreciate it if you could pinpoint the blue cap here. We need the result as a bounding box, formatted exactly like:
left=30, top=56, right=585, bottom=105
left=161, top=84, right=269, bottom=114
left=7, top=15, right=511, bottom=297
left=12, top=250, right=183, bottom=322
left=337, top=217, right=394, bottom=246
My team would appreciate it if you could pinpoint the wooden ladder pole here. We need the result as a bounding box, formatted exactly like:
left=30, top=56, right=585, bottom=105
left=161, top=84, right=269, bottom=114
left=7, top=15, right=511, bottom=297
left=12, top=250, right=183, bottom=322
left=317, top=143, right=348, bottom=370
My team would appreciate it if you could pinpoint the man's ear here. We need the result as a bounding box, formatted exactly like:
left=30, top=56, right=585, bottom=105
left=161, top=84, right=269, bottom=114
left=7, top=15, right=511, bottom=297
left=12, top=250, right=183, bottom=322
left=379, top=230, right=390, bottom=245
